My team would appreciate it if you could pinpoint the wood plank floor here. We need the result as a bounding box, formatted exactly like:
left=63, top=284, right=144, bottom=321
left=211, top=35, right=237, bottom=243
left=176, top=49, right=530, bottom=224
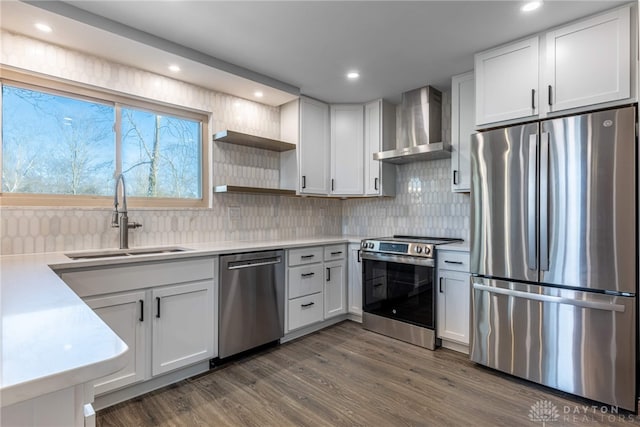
left=97, top=321, right=640, bottom=427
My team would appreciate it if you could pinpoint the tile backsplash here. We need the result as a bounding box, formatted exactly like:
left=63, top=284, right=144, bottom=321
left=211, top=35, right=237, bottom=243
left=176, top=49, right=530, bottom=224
left=342, top=159, right=470, bottom=241
left=1, top=31, right=470, bottom=255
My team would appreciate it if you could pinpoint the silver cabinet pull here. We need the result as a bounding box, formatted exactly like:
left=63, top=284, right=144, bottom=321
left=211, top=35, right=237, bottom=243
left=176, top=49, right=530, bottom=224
left=548, top=85, right=553, bottom=106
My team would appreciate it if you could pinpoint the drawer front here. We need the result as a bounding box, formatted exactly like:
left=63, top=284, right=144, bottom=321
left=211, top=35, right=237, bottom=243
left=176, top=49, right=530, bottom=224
left=61, top=257, right=216, bottom=297
left=288, top=246, right=323, bottom=266
left=288, top=264, right=324, bottom=299
left=288, top=293, right=323, bottom=331
left=324, top=244, right=346, bottom=261
left=437, top=251, right=470, bottom=272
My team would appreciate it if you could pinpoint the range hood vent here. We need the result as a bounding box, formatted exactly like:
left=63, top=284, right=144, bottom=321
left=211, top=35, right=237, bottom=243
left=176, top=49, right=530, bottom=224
left=374, top=85, right=449, bottom=164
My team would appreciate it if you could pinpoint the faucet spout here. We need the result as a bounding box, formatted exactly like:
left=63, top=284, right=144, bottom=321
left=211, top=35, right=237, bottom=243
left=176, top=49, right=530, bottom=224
left=112, top=173, right=141, bottom=249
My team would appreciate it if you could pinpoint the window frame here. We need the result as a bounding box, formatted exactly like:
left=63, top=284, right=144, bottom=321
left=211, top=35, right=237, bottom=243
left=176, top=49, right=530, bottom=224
left=0, top=67, right=210, bottom=208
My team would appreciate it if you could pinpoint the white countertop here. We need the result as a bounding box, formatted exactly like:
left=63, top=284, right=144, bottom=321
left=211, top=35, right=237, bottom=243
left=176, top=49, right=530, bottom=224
left=438, top=241, right=470, bottom=252
left=0, top=235, right=362, bottom=406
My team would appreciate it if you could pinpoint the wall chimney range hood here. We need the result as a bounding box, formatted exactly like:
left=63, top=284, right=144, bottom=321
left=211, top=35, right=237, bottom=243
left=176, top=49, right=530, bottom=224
left=374, top=85, right=450, bottom=164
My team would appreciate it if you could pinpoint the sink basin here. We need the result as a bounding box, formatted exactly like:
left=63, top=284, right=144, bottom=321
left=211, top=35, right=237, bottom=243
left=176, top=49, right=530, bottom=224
left=65, top=246, right=191, bottom=260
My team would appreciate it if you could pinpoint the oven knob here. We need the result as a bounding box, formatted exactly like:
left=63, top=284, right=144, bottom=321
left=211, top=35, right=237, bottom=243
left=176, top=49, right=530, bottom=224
left=361, top=241, right=367, bottom=249
left=368, top=242, right=374, bottom=249
left=415, top=246, right=423, bottom=254
left=424, top=246, right=431, bottom=255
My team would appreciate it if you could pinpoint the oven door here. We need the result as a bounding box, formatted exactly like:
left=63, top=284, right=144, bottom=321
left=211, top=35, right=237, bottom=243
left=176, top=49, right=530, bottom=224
left=361, top=252, right=436, bottom=329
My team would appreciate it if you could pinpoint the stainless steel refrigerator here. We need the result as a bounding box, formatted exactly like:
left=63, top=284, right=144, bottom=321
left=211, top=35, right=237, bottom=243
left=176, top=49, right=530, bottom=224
left=470, top=106, right=637, bottom=411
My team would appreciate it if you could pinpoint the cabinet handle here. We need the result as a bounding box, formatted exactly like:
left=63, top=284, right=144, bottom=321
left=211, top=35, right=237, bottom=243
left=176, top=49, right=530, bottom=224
left=357, top=249, right=361, bottom=263
left=453, top=170, right=458, bottom=185
left=439, top=277, right=443, bottom=293
left=374, top=177, right=379, bottom=191
left=531, top=88, right=536, bottom=110
left=302, top=175, right=306, bottom=189
left=301, top=302, right=315, bottom=308
left=156, top=297, right=161, bottom=318
left=326, top=267, right=331, bottom=282
left=139, top=299, right=144, bottom=322
left=444, top=260, right=463, bottom=265
left=301, top=272, right=315, bottom=278
left=548, top=85, right=553, bottom=106
left=330, top=251, right=343, bottom=255
left=331, top=178, right=335, bottom=192
left=301, top=254, right=315, bottom=259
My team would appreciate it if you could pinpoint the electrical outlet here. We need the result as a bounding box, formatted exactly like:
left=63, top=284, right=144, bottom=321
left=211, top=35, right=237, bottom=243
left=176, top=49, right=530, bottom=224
left=228, top=206, right=241, bottom=221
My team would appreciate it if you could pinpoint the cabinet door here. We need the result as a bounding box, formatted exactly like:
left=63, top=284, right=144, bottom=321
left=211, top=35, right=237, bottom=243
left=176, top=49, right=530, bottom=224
left=437, top=270, right=470, bottom=345
left=151, top=280, right=214, bottom=376
left=364, top=101, right=381, bottom=195
left=324, top=261, right=347, bottom=318
left=545, top=6, right=630, bottom=113
left=348, top=245, right=362, bottom=316
left=299, top=96, right=330, bottom=195
left=85, top=291, right=147, bottom=395
left=475, top=37, right=539, bottom=125
left=331, top=104, right=364, bottom=195
left=451, top=72, right=475, bottom=193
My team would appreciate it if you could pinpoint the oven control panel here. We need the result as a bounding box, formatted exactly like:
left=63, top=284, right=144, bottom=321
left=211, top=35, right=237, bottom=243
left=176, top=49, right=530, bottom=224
left=361, top=239, right=434, bottom=258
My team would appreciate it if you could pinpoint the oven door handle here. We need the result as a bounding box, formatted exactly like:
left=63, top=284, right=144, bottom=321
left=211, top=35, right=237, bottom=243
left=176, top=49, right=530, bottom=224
left=360, top=251, right=435, bottom=267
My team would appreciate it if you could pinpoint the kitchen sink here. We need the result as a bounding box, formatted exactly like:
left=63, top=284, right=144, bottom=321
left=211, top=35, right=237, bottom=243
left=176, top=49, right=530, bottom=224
left=65, top=246, right=191, bottom=260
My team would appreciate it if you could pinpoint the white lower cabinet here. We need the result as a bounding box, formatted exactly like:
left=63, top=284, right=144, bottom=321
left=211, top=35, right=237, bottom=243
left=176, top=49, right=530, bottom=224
left=84, top=291, right=147, bottom=395
left=324, top=261, right=346, bottom=318
left=60, top=257, right=217, bottom=398
left=288, top=292, right=323, bottom=331
left=348, top=243, right=362, bottom=317
left=2, top=383, right=95, bottom=427
left=151, top=281, right=214, bottom=376
left=286, top=244, right=346, bottom=333
left=436, top=250, right=470, bottom=353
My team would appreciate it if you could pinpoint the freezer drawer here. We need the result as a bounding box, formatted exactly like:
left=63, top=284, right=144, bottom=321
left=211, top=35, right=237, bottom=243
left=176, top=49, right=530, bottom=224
left=470, top=277, right=636, bottom=411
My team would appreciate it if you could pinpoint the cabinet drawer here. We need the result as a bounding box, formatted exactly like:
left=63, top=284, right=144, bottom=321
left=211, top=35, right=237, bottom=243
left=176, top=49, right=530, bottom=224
left=288, top=293, right=323, bottom=331
left=437, top=251, right=470, bottom=272
left=288, top=247, right=323, bottom=266
left=288, top=264, right=324, bottom=299
left=60, top=257, right=215, bottom=297
left=324, top=244, right=346, bottom=261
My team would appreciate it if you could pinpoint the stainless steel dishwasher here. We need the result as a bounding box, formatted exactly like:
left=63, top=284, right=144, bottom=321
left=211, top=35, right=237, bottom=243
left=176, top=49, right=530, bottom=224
left=219, top=250, right=285, bottom=359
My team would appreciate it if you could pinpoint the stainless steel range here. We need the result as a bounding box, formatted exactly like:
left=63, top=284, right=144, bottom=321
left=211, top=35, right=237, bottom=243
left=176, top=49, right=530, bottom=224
left=360, top=235, right=463, bottom=350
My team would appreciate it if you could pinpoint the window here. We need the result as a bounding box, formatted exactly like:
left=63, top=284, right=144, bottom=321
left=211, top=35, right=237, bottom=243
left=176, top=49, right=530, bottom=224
left=0, top=71, right=208, bottom=207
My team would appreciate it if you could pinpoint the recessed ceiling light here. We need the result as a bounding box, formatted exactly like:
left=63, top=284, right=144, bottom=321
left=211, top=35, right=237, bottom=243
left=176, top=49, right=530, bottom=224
left=347, top=71, right=360, bottom=80
left=254, top=91, right=264, bottom=98
left=35, top=23, right=52, bottom=33
left=168, top=64, right=181, bottom=72
left=521, top=1, right=542, bottom=12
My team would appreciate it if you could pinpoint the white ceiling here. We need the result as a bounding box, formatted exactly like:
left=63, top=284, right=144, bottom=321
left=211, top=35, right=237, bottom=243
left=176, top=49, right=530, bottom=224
left=1, top=0, right=629, bottom=105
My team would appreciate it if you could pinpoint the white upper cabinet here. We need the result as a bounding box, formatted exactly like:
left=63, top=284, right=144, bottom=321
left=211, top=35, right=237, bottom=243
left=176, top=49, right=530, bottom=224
left=364, top=100, right=396, bottom=196
left=475, top=5, right=633, bottom=127
left=330, top=104, right=364, bottom=195
left=299, top=96, right=330, bottom=195
left=475, top=36, right=539, bottom=125
left=451, top=72, right=474, bottom=193
left=544, top=6, right=630, bottom=114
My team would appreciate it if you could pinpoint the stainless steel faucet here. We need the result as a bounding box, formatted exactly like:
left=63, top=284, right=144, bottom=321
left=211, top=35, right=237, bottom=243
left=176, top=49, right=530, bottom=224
left=111, top=173, right=142, bottom=249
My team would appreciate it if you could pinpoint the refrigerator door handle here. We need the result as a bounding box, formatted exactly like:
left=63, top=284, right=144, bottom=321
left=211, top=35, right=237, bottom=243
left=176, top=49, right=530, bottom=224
left=540, top=132, right=550, bottom=271
left=473, top=283, right=626, bottom=312
left=527, top=134, right=538, bottom=270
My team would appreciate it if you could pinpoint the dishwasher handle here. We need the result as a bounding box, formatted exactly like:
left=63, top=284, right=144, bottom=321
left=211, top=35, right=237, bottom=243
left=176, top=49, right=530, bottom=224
left=227, top=257, right=282, bottom=270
